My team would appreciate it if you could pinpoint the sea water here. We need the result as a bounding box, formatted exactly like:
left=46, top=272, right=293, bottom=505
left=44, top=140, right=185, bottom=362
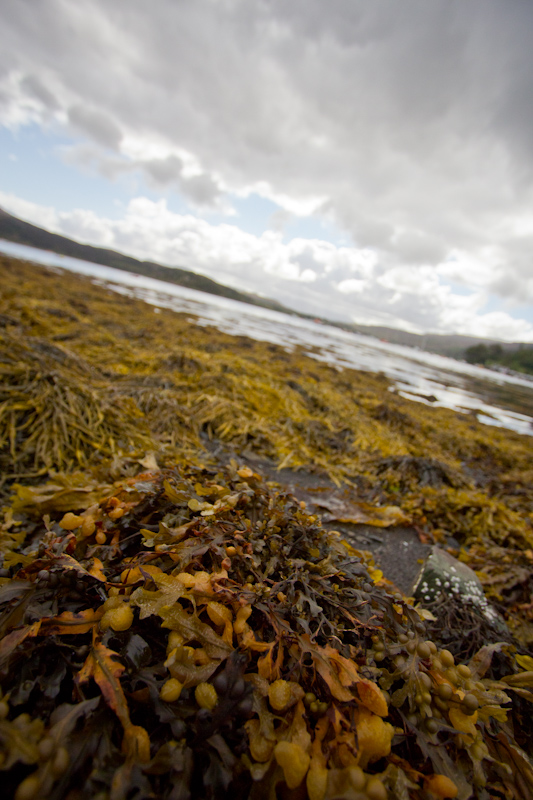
left=2, top=240, right=532, bottom=436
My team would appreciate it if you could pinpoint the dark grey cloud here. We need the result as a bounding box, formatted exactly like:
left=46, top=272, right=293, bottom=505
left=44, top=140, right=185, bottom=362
left=63, top=146, right=224, bottom=208
left=20, top=74, right=59, bottom=110
left=180, top=173, right=221, bottom=206
left=68, top=105, right=123, bottom=149
left=143, top=155, right=183, bottom=186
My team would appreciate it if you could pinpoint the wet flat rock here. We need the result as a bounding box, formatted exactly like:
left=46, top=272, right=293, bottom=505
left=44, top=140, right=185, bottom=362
left=329, top=523, right=431, bottom=595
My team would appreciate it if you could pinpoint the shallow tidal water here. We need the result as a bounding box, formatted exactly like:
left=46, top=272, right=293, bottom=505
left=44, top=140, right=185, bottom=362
left=3, top=240, right=533, bottom=436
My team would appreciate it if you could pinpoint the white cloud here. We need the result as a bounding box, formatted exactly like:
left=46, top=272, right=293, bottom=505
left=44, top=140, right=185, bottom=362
left=244, top=183, right=327, bottom=218
left=337, top=279, right=366, bottom=294
left=1, top=1, right=533, bottom=337
left=0, top=192, right=59, bottom=231
left=2, top=190, right=532, bottom=342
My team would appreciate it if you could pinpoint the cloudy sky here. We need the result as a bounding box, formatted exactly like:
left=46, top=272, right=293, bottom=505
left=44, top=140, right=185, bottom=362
left=1, top=0, right=533, bottom=340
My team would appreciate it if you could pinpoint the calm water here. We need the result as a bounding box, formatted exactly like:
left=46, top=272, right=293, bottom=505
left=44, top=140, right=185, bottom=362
left=3, top=240, right=533, bottom=436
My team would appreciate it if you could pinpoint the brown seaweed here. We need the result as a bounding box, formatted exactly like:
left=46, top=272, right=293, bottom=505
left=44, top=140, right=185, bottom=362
left=1, top=255, right=533, bottom=798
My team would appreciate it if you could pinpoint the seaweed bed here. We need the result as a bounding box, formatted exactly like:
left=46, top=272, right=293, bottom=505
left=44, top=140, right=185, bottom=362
left=1, top=255, right=533, bottom=800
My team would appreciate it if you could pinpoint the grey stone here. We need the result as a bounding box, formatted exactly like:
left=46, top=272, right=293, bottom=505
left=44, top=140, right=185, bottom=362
left=412, top=546, right=507, bottom=634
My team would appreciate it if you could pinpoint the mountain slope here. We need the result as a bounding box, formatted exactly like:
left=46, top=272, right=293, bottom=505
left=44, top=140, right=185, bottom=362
left=0, top=207, right=293, bottom=314
left=344, top=324, right=529, bottom=357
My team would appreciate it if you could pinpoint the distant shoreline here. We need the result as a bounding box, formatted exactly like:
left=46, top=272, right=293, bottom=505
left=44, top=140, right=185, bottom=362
left=2, top=206, right=532, bottom=363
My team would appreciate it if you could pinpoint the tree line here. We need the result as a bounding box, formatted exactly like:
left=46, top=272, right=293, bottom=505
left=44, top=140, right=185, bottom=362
left=464, top=343, right=533, bottom=375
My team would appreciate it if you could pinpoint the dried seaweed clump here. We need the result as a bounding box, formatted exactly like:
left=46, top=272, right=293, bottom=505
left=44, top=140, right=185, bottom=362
left=0, top=331, right=152, bottom=479
left=1, top=463, right=531, bottom=800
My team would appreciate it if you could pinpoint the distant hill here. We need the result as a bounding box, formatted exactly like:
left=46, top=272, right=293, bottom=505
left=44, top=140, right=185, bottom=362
left=1, top=207, right=529, bottom=360
left=342, top=324, right=529, bottom=358
left=0, top=207, right=293, bottom=315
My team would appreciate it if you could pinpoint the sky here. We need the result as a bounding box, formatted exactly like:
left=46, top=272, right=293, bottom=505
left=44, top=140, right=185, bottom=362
left=1, top=0, right=533, bottom=341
